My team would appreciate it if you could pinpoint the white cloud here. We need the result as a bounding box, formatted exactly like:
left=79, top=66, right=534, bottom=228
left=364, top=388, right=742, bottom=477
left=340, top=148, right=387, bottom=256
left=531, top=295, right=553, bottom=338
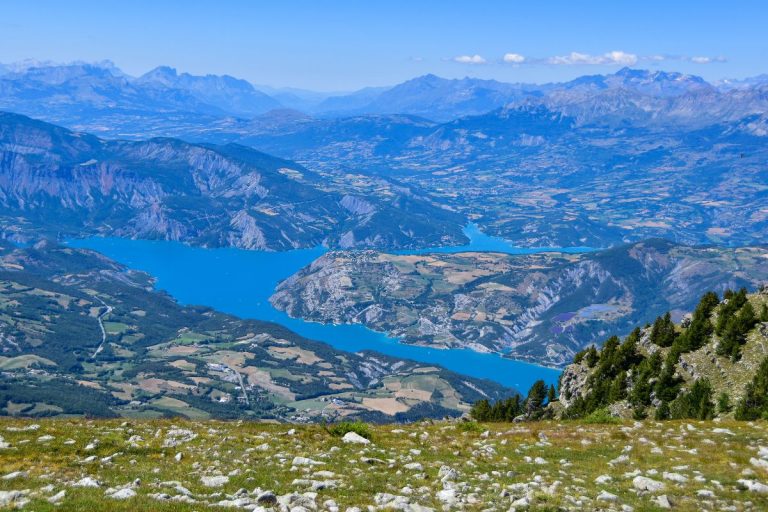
left=452, top=54, right=487, bottom=65
left=689, top=55, right=726, bottom=64
left=548, top=50, right=638, bottom=66
left=503, top=53, right=526, bottom=64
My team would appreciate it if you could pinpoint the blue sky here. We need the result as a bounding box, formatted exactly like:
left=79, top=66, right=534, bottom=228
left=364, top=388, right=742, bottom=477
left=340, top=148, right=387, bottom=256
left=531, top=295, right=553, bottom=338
left=1, top=0, right=766, bottom=91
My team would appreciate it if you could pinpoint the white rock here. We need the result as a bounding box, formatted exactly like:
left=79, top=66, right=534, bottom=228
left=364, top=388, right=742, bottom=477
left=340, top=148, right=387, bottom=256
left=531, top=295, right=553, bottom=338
left=738, top=479, right=768, bottom=493
left=436, top=488, right=457, bottom=505
left=632, top=476, right=665, bottom=493
left=438, top=466, right=458, bottom=481
left=596, top=490, right=618, bottom=502
left=712, top=428, right=735, bottom=435
left=48, top=490, right=66, bottom=504
left=511, top=496, right=530, bottom=508
left=595, top=475, right=612, bottom=484
left=609, top=454, right=630, bottom=465
left=404, top=463, right=424, bottom=471
left=73, top=477, right=101, bottom=488
left=0, top=490, right=26, bottom=507
left=341, top=432, right=370, bottom=445
left=1, top=471, right=26, bottom=480
left=662, top=472, right=688, bottom=483
left=108, top=488, right=137, bottom=500
left=654, top=495, right=672, bottom=509
left=201, top=475, right=229, bottom=487
left=292, top=456, right=324, bottom=466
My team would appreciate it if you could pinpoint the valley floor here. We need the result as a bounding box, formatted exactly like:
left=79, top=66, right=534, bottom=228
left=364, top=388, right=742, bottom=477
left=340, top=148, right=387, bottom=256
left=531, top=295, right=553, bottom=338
left=0, top=419, right=767, bottom=511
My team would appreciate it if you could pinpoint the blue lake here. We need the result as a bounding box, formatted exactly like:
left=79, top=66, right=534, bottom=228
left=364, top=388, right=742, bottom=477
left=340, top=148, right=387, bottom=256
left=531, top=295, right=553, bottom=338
left=68, top=225, right=574, bottom=393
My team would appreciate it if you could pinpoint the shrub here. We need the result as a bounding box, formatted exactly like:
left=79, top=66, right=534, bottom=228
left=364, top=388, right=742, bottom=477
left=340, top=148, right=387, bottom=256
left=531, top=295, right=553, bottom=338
left=582, top=407, right=620, bottom=424
left=325, top=420, right=372, bottom=440
left=456, top=421, right=484, bottom=433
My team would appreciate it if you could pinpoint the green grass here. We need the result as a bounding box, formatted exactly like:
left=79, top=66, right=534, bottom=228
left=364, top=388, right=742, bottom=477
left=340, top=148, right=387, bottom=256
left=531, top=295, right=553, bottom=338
left=0, top=418, right=767, bottom=510
left=103, top=321, right=131, bottom=335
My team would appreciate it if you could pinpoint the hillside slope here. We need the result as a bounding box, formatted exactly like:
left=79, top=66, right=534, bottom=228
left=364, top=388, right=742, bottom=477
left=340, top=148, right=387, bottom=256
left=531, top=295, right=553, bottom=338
left=0, top=241, right=510, bottom=421
left=559, top=288, right=768, bottom=421
left=270, top=240, right=768, bottom=365
left=0, top=112, right=466, bottom=251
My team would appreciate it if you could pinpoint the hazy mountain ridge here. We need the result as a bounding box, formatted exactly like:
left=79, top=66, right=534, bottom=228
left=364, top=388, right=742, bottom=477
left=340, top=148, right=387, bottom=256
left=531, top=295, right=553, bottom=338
left=3, top=61, right=768, bottom=133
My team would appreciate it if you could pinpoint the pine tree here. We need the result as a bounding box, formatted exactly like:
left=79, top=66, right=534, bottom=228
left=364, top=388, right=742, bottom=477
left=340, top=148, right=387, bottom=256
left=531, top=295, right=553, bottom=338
left=470, top=399, right=491, bottom=421
left=736, top=356, right=768, bottom=420
left=547, top=384, right=557, bottom=403
left=608, top=371, right=627, bottom=402
left=651, top=313, right=677, bottom=347
left=717, top=392, right=731, bottom=415
left=525, top=380, right=547, bottom=414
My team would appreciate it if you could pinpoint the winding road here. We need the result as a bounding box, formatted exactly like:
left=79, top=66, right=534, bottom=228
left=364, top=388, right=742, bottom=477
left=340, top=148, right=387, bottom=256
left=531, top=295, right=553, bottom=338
left=91, top=297, right=113, bottom=359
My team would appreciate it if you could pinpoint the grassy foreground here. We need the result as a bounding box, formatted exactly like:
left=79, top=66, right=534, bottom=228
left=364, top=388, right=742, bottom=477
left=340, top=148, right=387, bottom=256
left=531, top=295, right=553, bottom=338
left=0, top=418, right=767, bottom=511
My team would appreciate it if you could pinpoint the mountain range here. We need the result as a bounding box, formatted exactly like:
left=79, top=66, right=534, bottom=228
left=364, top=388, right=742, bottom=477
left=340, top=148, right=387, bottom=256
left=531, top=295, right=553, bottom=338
left=3, top=61, right=768, bottom=135
left=0, top=111, right=465, bottom=250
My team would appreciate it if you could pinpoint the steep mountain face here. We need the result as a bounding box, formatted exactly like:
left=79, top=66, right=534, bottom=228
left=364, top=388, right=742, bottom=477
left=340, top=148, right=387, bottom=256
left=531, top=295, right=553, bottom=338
left=270, top=240, right=768, bottom=366
left=0, top=112, right=466, bottom=250
left=0, top=241, right=509, bottom=420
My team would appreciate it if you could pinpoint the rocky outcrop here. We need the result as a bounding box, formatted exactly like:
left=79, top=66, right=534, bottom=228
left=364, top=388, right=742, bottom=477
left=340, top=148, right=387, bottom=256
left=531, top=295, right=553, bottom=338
left=271, top=242, right=768, bottom=366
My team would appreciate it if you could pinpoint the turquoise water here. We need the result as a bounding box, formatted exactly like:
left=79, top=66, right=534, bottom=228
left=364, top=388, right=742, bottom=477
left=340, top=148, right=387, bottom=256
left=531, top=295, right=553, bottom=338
left=68, top=226, right=573, bottom=393
left=399, top=223, right=596, bottom=255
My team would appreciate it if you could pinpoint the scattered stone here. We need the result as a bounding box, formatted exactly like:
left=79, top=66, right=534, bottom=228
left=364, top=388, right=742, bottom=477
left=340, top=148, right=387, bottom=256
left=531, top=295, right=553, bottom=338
left=632, top=476, right=665, bottom=493
left=256, top=490, right=277, bottom=506
left=738, top=479, right=768, bottom=493
left=73, top=477, right=101, bottom=488
left=292, top=456, right=324, bottom=466
left=596, top=490, right=618, bottom=502
left=48, top=490, right=66, bottom=504
left=663, top=472, right=688, bottom=483
left=1, top=471, right=27, bottom=480
left=342, top=431, right=370, bottom=444
left=201, top=475, right=229, bottom=487
left=163, top=428, right=197, bottom=447
left=0, top=490, right=27, bottom=508
left=107, top=488, right=137, bottom=500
